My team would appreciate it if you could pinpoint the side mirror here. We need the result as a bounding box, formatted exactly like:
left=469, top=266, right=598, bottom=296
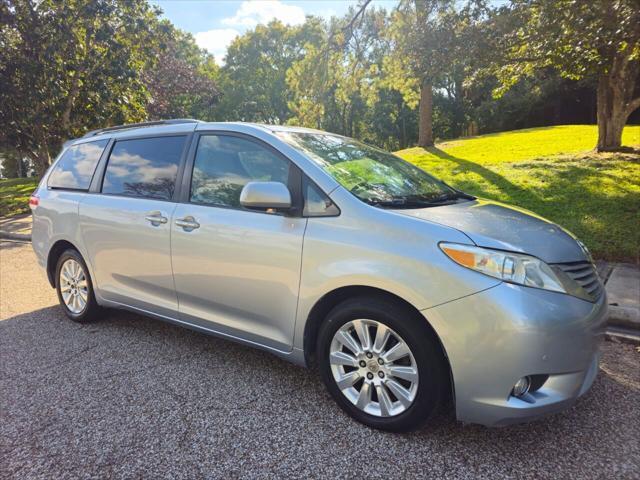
left=240, top=181, right=292, bottom=211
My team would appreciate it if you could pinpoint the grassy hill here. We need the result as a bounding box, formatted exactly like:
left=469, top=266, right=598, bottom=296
left=396, top=125, right=640, bottom=263
left=0, top=177, right=38, bottom=218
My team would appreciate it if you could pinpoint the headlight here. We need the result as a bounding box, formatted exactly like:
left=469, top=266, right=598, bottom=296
left=439, top=243, right=589, bottom=300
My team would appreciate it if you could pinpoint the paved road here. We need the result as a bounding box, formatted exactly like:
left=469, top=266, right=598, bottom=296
left=1, top=241, right=639, bottom=479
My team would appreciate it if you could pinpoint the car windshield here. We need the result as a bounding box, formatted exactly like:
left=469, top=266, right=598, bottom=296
left=276, top=131, right=459, bottom=208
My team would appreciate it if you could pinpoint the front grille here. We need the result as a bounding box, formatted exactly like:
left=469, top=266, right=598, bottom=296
left=554, top=261, right=603, bottom=301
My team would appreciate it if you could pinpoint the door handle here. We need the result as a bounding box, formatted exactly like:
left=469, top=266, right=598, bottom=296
left=175, top=216, right=200, bottom=231
left=145, top=211, right=168, bottom=226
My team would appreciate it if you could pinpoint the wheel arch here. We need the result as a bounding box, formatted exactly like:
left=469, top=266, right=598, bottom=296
left=303, top=285, right=453, bottom=397
left=46, top=239, right=80, bottom=288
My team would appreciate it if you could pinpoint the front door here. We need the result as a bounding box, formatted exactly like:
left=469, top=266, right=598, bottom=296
left=171, top=134, right=306, bottom=351
left=80, top=135, right=188, bottom=317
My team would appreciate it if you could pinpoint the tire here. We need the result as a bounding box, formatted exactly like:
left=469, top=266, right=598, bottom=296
left=55, top=249, right=101, bottom=323
left=317, top=296, right=448, bottom=432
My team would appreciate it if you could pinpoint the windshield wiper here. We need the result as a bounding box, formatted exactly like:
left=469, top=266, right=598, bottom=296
left=424, top=193, right=462, bottom=204
left=369, top=191, right=473, bottom=209
left=369, top=198, right=435, bottom=209
left=414, top=191, right=474, bottom=204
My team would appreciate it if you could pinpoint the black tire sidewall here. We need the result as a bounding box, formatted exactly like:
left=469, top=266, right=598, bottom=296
left=55, top=249, right=99, bottom=322
left=317, top=297, right=447, bottom=432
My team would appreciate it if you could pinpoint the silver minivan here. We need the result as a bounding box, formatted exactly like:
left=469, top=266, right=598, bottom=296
left=31, top=119, right=607, bottom=431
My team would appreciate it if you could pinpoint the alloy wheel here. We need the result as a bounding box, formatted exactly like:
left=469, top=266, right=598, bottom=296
left=59, top=258, right=88, bottom=314
left=329, top=319, right=419, bottom=417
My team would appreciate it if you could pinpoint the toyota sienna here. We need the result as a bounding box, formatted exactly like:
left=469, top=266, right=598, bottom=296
left=30, top=119, right=607, bottom=431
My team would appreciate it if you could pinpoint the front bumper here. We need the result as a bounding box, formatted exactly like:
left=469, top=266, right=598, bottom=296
left=423, top=282, right=607, bottom=427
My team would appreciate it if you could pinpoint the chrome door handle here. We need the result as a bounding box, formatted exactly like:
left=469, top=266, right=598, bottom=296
left=145, top=212, right=168, bottom=225
left=175, top=216, right=200, bottom=231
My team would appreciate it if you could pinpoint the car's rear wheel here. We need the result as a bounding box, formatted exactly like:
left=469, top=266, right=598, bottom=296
left=55, top=249, right=101, bottom=322
left=317, top=296, right=448, bottom=432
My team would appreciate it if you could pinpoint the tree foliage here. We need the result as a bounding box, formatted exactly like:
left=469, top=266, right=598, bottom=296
left=490, top=0, right=640, bottom=150
left=214, top=19, right=323, bottom=123
left=287, top=9, right=387, bottom=137
left=1, top=0, right=639, bottom=179
left=0, top=0, right=220, bottom=174
left=382, top=1, right=489, bottom=146
left=144, top=24, right=220, bottom=120
left=0, top=0, right=162, bottom=173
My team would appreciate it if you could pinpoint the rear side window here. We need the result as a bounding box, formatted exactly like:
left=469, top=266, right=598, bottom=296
left=102, top=136, right=186, bottom=200
left=47, top=140, right=108, bottom=190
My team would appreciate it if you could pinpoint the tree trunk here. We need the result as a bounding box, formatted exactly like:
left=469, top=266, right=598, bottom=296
left=595, top=55, right=640, bottom=152
left=401, top=114, right=407, bottom=149
left=596, top=75, right=626, bottom=151
left=33, top=149, right=50, bottom=178
left=16, top=154, right=24, bottom=178
left=418, top=79, right=434, bottom=148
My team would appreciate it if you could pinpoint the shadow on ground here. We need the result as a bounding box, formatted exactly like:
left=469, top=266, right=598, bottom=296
left=0, top=240, right=30, bottom=252
left=1, top=305, right=638, bottom=478
left=0, top=214, right=31, bottom=234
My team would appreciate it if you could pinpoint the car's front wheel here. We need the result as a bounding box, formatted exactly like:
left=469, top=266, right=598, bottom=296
left=317, top=296, right=448, bottom=432
left=55, top=249, right=101, bottom=323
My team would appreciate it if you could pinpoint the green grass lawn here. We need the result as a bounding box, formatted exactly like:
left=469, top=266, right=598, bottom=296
left=396, top=125, right=640, bottom=263
left=0, top=177, right=38, bottom=218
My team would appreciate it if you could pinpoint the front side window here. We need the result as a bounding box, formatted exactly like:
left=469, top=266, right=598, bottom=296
left=190, top=135, right=290, bottom=208
left=102, top=136, right=186, bottom=200
left=303, top=177, right=339, bottom=216
left=48, top=140, right=108, bottom=190
left=276, top=132, right=460, bottom=208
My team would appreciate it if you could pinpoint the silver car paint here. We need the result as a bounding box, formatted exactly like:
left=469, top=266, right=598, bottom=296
left=424, top=282, right=606, bottom=426
left=396, top=198, right=587, bottom=263
left=79, top=194, right=179, bottom=317
left=31, top=121, right=606, bottom=426
left=171, top=203, right=306, bottom=351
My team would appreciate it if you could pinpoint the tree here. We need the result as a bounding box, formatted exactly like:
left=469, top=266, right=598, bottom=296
left=493, top=0, right=640, bottom=151
left=0, top=0, right=162, bottom=175
left=384, top=0, right=487, bottom=147
left=214, top=20, right=323, bottom=123
left=0, top=149, right=28, bottom=178
left=470, top=72, right=598, bottom=134
left=287, top=8, right=389, bottom=138
left=143, top=24, right=220, bottom=120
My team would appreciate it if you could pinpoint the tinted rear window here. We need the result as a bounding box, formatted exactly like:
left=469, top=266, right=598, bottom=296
left=47, top=140, right=109, bottom=190
left=102, top=136, right=186, bottom=200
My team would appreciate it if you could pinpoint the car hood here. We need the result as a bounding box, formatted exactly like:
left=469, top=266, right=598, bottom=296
left=394, top=199, right=588, bottom=264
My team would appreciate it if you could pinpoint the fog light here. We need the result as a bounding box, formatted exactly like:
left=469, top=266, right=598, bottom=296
left=512, top=376, right=531, bottom=397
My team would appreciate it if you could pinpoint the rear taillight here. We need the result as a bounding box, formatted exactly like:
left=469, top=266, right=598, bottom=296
left=29, top=194, right=39, bottom=209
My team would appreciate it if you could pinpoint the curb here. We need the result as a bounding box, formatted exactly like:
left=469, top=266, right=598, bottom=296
left=606, top=327, right=640, bottom=346
left=606, top=304, right=640, bottom=345
left=607, top=305, right=640, bottom=330
left=0, top=231, right=31, bottom=242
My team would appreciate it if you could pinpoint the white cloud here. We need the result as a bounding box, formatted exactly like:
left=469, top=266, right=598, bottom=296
left=221, top=0, right=305, bottom=27
left=51, top=170, right=79, bottom=188
left=194, top=1, right=307, bottom=64
left=108, top=152, right=178, bottom=183
left=194, top=28, right=240, bottom=64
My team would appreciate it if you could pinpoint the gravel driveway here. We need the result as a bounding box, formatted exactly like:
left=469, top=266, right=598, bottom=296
left=1, top=240, right=639, bottom=479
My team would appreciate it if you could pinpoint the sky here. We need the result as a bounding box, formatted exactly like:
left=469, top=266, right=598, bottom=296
left=150, top=0, right=398, bottom=63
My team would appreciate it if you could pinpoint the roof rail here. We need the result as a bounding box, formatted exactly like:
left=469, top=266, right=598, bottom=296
left=82, top=119, right=202, bottom=138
